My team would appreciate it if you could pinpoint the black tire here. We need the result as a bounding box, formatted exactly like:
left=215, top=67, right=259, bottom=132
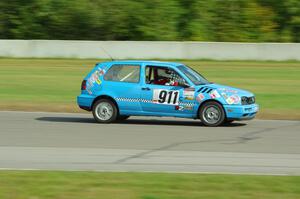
left=199, top=101, right=226, bottom=127
left=92, top=99, right=118, bottom=123
left=117, top=115, right=130, bottom=121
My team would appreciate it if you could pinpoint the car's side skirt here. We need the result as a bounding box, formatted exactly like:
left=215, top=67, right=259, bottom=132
left=120, top=110, right=196, bottom=119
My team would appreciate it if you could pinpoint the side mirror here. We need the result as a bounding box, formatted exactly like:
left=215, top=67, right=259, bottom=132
left=180, top=82, right=190, bottom=88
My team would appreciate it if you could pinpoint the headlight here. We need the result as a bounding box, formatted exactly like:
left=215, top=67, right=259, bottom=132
left=248, top=96, right=255, bottom=104
left=241, top=96, right=255, bottom=105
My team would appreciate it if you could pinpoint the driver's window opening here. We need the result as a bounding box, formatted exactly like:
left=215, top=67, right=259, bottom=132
left=145, top=66, right=186, bottom=86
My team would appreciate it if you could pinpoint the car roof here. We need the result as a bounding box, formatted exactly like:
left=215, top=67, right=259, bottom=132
left=98, top=60, right=183, bottom=67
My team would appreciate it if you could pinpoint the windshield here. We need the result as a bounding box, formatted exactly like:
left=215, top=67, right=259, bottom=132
left=177, top=65, right=210, bottom=85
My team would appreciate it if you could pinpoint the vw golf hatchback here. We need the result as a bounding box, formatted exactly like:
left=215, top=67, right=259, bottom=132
left=77, top=61, right=258, bottom=126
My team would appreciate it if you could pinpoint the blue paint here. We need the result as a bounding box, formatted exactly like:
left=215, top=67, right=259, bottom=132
left=77, top=61, right=258, bottom=120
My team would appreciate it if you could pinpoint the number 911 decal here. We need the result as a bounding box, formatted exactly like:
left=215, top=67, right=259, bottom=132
left=153, top=89, right=179, bottom=105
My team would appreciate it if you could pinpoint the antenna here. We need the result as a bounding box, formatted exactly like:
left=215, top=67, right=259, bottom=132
left=100, top=45, right=114, bottom=61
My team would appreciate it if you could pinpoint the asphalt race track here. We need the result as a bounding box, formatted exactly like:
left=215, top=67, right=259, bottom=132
left=0, top=111, right=300, bottom=175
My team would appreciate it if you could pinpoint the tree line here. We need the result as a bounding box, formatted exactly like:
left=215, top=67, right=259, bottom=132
left=0, top=0, right=299, bottom=42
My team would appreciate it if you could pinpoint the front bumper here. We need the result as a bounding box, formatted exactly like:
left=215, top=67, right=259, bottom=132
left=77, top=94, right=95, bottom=111
left=224, top=103, right=259, bottom=120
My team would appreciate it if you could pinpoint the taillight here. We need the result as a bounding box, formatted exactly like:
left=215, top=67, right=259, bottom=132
left=81, top=80, right=87, bottom=90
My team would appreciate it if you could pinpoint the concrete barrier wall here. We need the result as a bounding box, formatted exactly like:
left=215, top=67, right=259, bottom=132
left=0, top=40, right=300, bottom=60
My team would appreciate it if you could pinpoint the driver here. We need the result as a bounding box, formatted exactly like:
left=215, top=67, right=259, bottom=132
left=154, top=69, right=179, bottom=86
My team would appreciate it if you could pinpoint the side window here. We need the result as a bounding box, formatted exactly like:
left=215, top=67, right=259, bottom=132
left=145, top=66, right=187, bottom=86
left=104, top=64, right=140, bottom=83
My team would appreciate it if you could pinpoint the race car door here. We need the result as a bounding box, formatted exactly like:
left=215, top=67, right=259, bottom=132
left=140, top=65, right=195, bottom=115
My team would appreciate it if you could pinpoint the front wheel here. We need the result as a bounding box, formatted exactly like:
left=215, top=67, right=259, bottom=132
left=92, top=99, right=118, bottom=123
left=199, top=101, right=225, bottom=127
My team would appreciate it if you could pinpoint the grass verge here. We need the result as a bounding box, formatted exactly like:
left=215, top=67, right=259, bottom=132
left=0, top=58, right=299, bottom=120
left=0, top=171, right=300, bottom=199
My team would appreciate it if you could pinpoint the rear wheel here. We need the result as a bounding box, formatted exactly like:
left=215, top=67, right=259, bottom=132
left=199, top=101, right=225, bottom=127
left=92, top=99, right=117, bottom=123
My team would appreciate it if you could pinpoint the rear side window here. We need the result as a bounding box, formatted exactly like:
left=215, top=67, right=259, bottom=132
left=104, top=64, right=140, bottom=83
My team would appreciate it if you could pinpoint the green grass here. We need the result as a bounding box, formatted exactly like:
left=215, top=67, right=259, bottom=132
left=0, top=58, right=299, bottom=119
left=0, top=171, right=300, bottom=199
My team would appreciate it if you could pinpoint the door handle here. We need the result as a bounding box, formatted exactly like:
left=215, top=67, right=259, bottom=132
left=142, top=87, right=151, bottom=91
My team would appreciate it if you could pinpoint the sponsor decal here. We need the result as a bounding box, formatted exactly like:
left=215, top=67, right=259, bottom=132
left=231, top=95, right=240, bottom=104
left=92, top=74, right=98, bottom=83
left=183, top=87, right=195, bottom=100
left=221, top=92, right=228, bottom=99
left=175, top=105, right=184, bottom=111
left=86, top=88, right=92, bottom=95
left=86, top=67, right=106, bottom=95
left=184, top=105, right=193, bottom=110
left=88, top=79, right=93, bottom=86
left=226, top=95, right=240, bottom=104
left=210, top=90, right=221, bottom=99
left=96, top=79, right=102, bottom=85
left=175, top=105, right=192, bottom=111
left=196, top=93, right=205, bottom=102
left=218, top=88, right=238, bottom=94
left=226, top=97, right=235, bottom=104
left=89, top=75, right=94, bottom=83
left=221, top=92, right=240, bottom=105
left=96, top=68, right=105, bottom=76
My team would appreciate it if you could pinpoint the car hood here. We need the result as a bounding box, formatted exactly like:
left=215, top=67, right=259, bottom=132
left=197, top=83, right=254, bottom=97
left=193, top=83, right=255, bottom=105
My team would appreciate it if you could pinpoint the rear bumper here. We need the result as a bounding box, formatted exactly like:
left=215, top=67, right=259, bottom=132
left=224, top=104, right=259, bottom=120
left=77, top=94, right=95, bottom=111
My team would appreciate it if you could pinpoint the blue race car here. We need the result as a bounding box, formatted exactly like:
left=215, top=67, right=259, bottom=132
left=77, top=61, right=258, bottom=127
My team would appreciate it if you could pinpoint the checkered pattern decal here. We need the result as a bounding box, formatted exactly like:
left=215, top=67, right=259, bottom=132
left=115, top=97, right=196, bottom=106
left=115, top=98, right=140, bottom=102
left=139, top=99, right=153, bottom=103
